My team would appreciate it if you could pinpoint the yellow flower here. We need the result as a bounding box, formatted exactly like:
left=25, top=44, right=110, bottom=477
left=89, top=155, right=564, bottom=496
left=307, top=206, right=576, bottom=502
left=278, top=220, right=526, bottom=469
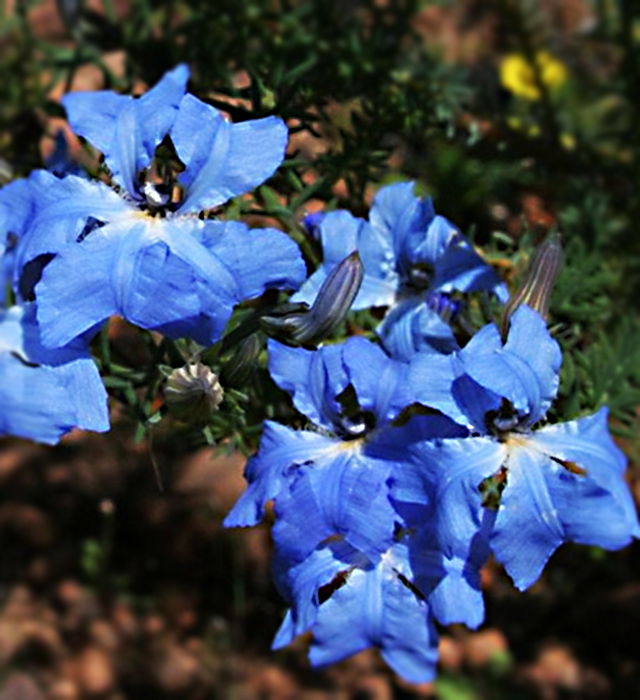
left=500, top=51, right=568, bottom=101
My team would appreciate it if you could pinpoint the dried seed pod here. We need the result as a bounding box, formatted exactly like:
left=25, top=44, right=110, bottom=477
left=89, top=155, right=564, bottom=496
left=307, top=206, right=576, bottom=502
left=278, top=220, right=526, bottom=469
left=164, top=362, right=223, bottom=421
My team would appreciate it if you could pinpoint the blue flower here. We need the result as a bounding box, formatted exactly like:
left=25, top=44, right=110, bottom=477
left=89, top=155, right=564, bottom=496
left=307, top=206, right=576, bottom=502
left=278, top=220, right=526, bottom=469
left=400, top=305, right=640, bottom=590
left=225, top=337, right=414, bottom=536
left=12, top=66, right=305, bottom=347
left=0, top=304, right=109, bottom=444
left=293, top=182, right=507, bottom=361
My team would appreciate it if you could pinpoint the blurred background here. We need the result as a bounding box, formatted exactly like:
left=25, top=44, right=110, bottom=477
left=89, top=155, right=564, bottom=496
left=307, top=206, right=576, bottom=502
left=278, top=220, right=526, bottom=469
left=1, top=0, right=640, bottom=698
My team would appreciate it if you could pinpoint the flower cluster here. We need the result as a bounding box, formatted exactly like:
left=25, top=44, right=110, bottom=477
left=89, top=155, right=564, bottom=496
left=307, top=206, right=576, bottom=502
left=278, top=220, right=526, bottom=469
left=0, top=65, right=305, bottom=443
left=226, top=307, right=639, bottom=681
left=1, top=67, right=637, bottom=684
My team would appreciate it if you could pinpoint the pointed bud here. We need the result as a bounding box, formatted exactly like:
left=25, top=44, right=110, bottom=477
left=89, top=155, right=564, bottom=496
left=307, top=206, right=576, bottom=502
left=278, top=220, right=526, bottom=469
left=220, top=334, right=262, bottom=387
left=501, top=234, right=562, bottom=336
left=164, top=362, right=223, bottom=421
left=260, top=251, right=364, bottom=347
left=297, top=251, right=364, bottom=344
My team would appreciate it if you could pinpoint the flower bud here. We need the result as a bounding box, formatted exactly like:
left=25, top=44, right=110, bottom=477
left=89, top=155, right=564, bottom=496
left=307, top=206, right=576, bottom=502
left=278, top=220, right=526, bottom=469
left=501, top=234, right=562, bottom=336
left=260, top=251, right=364, bottom=347
left=220, top=334, right=262, bottom=387
left=164, top=362, right=223, bottom=421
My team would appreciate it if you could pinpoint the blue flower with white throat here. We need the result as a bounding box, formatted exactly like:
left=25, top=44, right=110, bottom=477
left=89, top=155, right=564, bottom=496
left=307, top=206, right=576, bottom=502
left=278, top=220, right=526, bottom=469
left=12, top=65, right=305, bottom=348
left=224, top=336, right=415, bottom=540
left=399, top=304, right=640, bottom=591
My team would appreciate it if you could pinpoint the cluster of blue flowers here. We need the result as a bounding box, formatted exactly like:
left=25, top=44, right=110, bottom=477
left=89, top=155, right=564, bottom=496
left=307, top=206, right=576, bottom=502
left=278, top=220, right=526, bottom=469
left=226, top=309, right=639, bottom=681
left=1, top=65, right=305, bottom=442
left=1, top=67, right=637, bottom=683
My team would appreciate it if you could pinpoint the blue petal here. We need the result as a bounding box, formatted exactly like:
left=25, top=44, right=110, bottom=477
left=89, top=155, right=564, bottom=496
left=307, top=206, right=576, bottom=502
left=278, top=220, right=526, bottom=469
left=35, top=216, right=224, bottom=346
left=450, top=373, right=503, bottom=434
left=457, top=326, right=533, bottom=416
left=491, top=439, right=565, bottom=590
left=272, top=539, right=365, bottom=647
left=172, top=94, right=287, bottom=213
left=289, top=266, right=327, bottom=308
left=136, top=224, right=285, bottom=345
left=321, top=211, right=398, bottom=301
left=377, top=297, right=460, bottom=362
left=493, top=421, right=637, bottom=591
left=302, top=211, right=324, bottom=240
left=530, top=409, right=640, bottom=544
left=148, top=220, right=304, bottom=345
left=492, top=442, right=566, bottom=590
left=401, top=507, right=491, bottom=629
left=503, top=305, right=562, bottom=419
left=61, top=90, right=127, bottom=158
left=427, top=217, right=505, bottom=296
left=459, top=319, right=504, bottom=356
left=0, top=176, right=37, bottom=242
left=0, top=305, right=109, bottom=444
left=292, top=210, right=397, bottom=309
left=122, top=222, right=236, bottom=336
left=410, top=214, right=457, bottom=268
left=268, top=338, right=411, bottom=432
left=135, top=65, right=191, bottom=164
left=376, top=415, right=469, bottom=507
left=196, top=220, right=305, bottom=300
left=14, top=174, right=130, bottom=297
left=422, top=549, right=487, bottom=629
left=224, top=421, right=338, bottom=527
left=308, top=543, right=439, bottom=684
left=356, top=229, right=400, bottom=306
left=62, top=65, right=189, bottom=193
left=267, top=340, right=349, bottom=430
left=170, top=95, right=227, bottom=192
left=448, top=323, right=505, bottom=431
left=292, top=212, right=371, bottom=308
left=318, top=212, right=360, bottom=271
left=387, top=437, right=497, bottom=627
left=272, top=610, right=297, bottom=650
left=35, top=219, right=136, bottom=346
left=407, top=436, right=503, bottom=560
left=0, top=177, right=38, bottom=302
left=456, top=307, right=561, bottom=425
left=0, top=253, right=12, bottom=306
left=368, top=181, right=435, bottom=269
left=402, top=352, right=466, bottom=426
left=111, top=101, right=139, bottom=196
left=341, top=336, right=409, bottom=424
left=272, top=448, right=397, bottom=565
